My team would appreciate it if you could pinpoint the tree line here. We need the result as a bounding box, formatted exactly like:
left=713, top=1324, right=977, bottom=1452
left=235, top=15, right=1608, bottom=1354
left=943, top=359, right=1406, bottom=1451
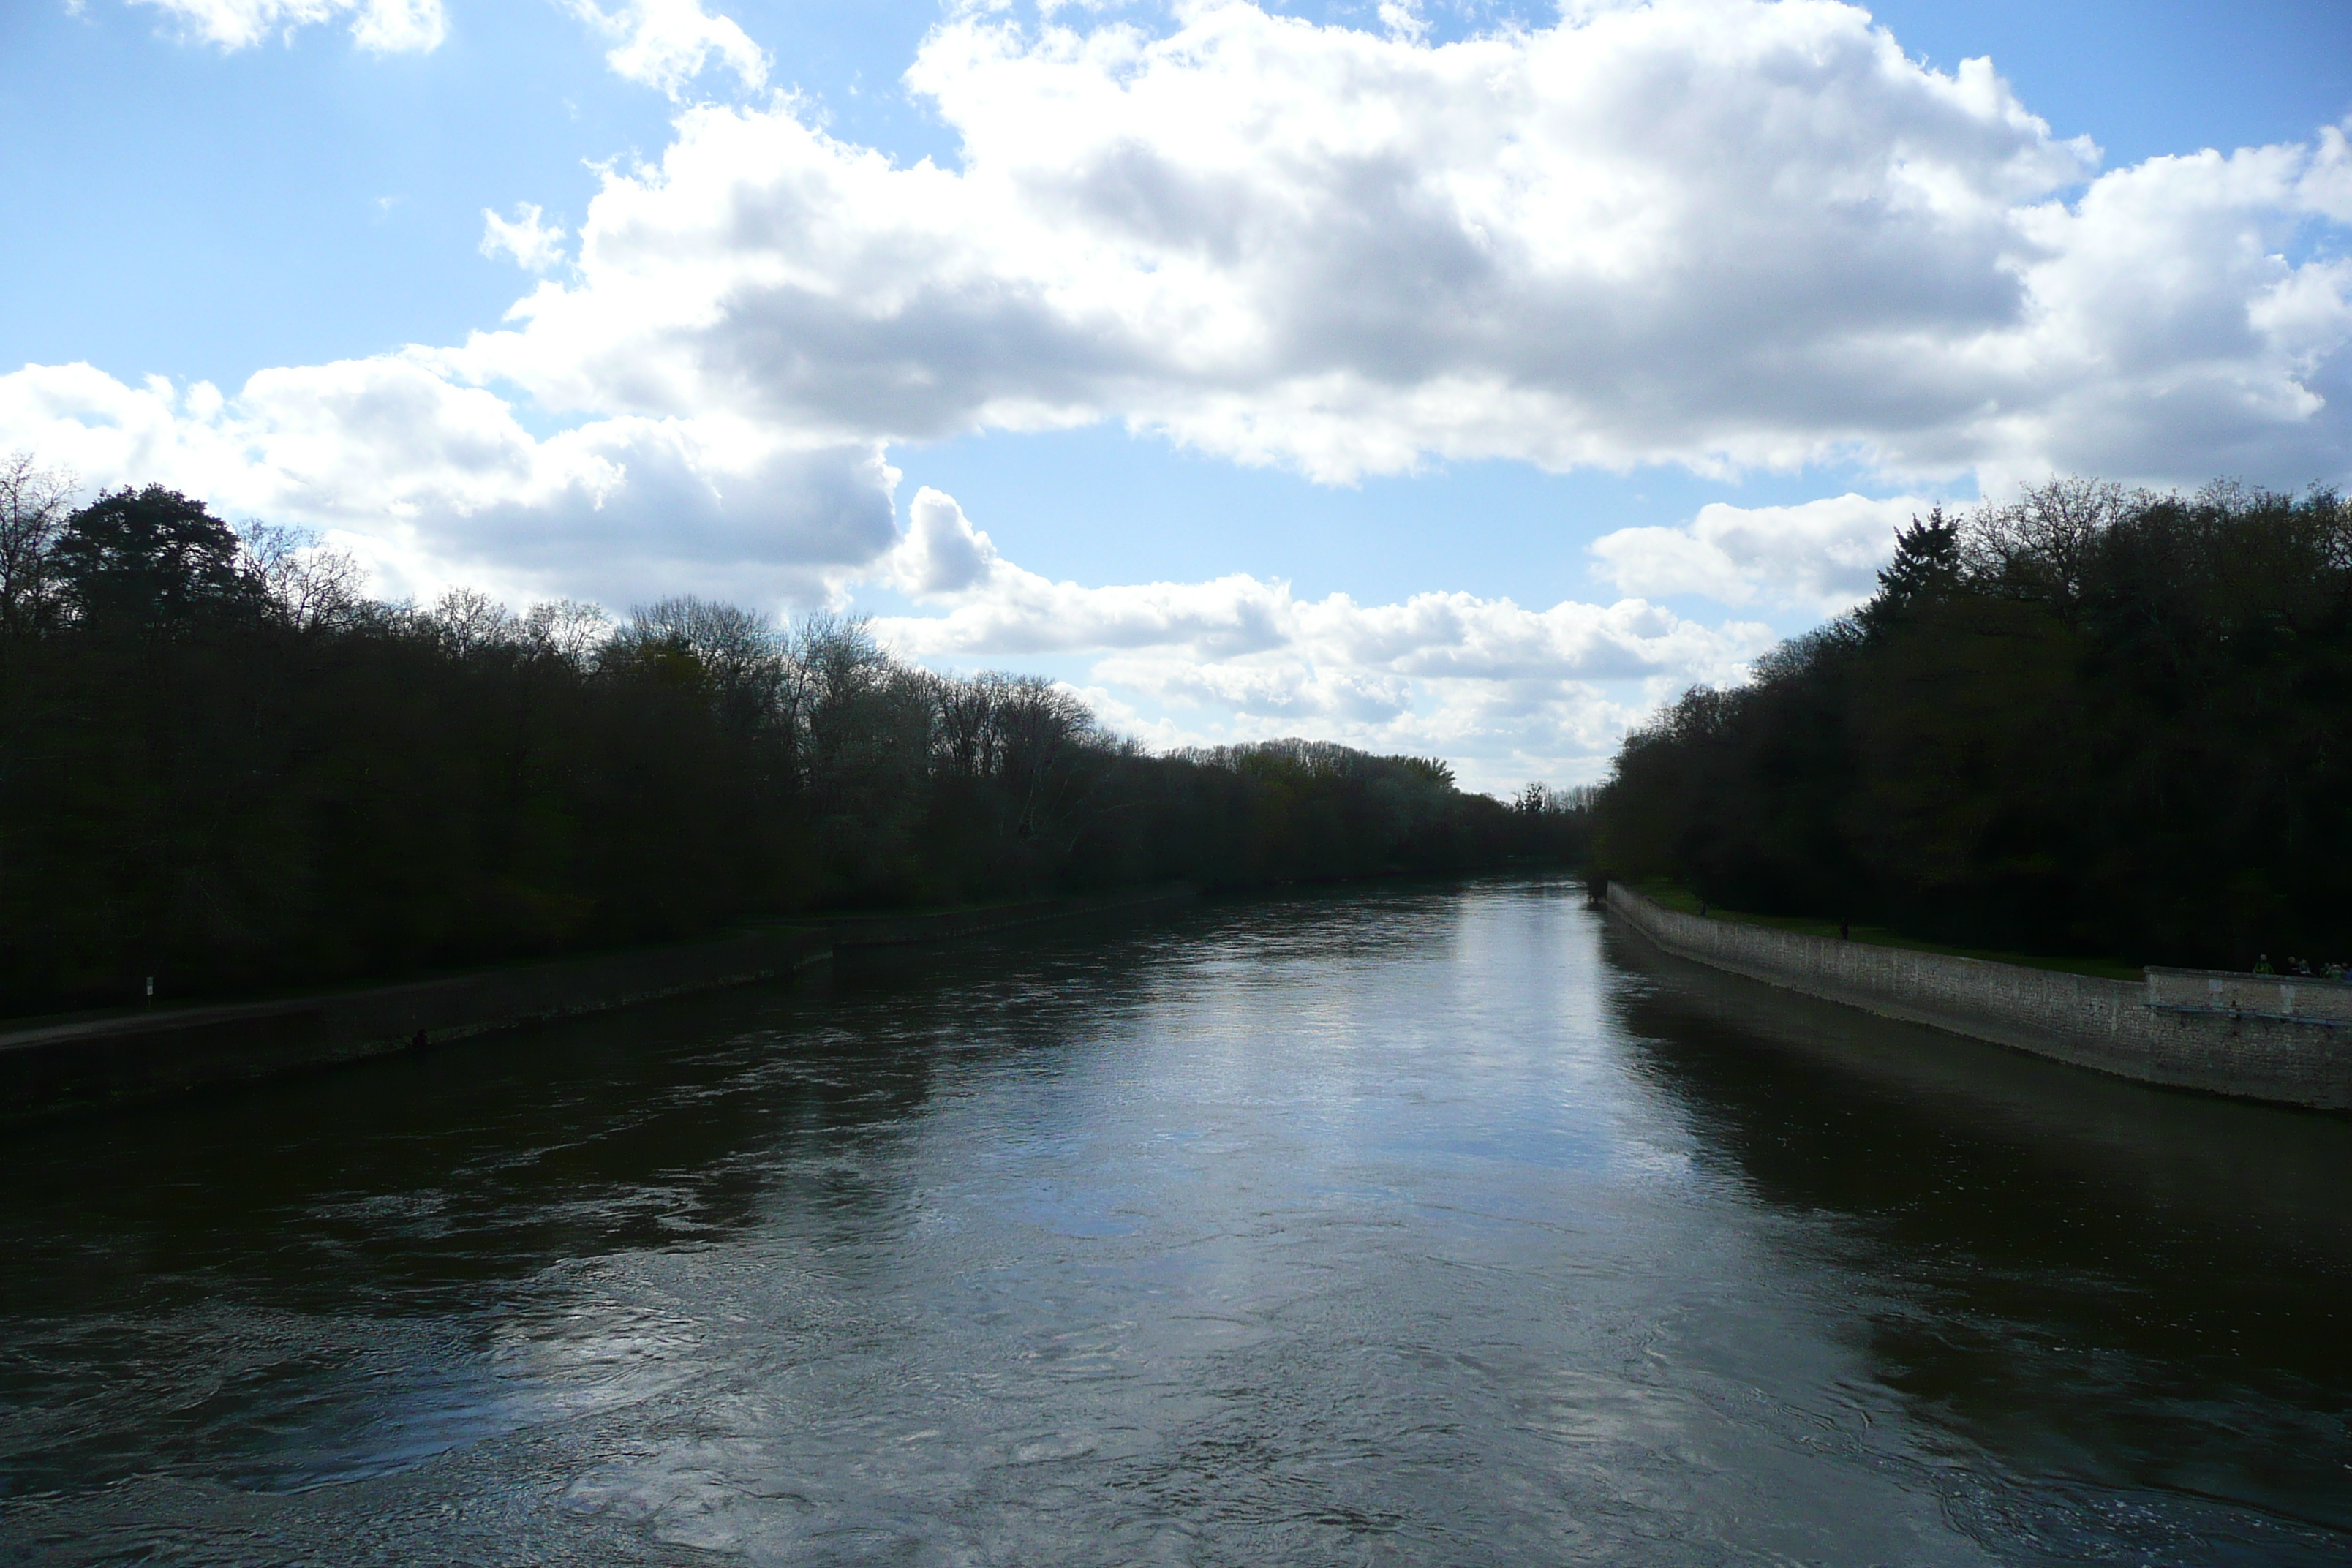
left=1594, top=477, right=2352, bottom=970
left=0, top=460, right=1588, bottom=1017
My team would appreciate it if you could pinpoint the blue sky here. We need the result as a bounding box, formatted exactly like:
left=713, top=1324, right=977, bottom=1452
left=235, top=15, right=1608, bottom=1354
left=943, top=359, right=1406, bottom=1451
left=4, top=0, right=2350, bottom=786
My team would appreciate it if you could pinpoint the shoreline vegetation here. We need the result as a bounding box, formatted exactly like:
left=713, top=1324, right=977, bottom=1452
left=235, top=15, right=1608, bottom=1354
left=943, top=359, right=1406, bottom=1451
left=0, top=460, right=1590, bottom=1022
left=1594, top=478, right=2352, bottom=978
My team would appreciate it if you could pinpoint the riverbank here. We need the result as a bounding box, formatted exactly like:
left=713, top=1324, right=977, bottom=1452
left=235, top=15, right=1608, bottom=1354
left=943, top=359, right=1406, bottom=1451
left=1609, top=882, right=2352, bottom=1111
left=0, top=884, right=1197, bottom=1124
left=1624, top=880, right=2144, bottom=980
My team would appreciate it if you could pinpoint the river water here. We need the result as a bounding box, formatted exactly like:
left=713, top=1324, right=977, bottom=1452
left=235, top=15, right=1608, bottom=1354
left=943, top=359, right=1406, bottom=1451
left=3, top=880, right=2349, bottom=1565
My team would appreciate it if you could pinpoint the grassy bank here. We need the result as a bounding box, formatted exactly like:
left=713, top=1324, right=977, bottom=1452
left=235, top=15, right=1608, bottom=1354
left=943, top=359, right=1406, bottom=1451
left=1631, top=880, right=2144, bottom=981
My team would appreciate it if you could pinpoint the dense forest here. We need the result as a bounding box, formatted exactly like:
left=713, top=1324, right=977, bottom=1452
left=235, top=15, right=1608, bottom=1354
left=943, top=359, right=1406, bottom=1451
left=1596, top=478, right=2352, bottom=970
left=0, top=459, right=1588, bottom=1017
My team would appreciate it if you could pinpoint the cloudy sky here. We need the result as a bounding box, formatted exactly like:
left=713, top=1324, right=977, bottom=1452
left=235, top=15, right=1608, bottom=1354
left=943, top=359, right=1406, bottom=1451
left=4, top=0, right=2349, bottom=789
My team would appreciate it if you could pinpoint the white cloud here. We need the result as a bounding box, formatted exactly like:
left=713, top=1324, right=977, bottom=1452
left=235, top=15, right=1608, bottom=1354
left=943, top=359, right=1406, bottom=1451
left=125, top=0, right=445, bottom=52
left=1376, top=0, right=1428, bottom=45
left=428, top=0, right=2348, bottom=489
left=480, top=204, right=570, bottom=273
left=0, top=359, right=894, bottom=607
left=866, top=485, right=1774, bottom=788
left=1590, top=493, right=1929, bottom=612
left=565, top=0, right=769, bottom=99
left=1964, top=135, right=2352, bottom=489
left=886, top=486, right=1002, bottom=594
left=18, top=0, right=2352, bottom=785
left=344, top=0, right=437, bottom=50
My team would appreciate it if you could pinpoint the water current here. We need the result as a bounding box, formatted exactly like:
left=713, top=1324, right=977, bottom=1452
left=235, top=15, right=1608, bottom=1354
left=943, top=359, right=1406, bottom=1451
left=2, top=879, right=2349, bottom=1564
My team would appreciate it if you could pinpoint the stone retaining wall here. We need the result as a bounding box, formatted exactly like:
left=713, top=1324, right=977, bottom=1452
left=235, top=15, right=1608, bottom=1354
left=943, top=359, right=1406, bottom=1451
left=0, top=927, right=834, bottom=1123
left=1, top=884, right=1205, bottom=1124
left=2146, top=966, right=2352, bottom=1025
left=1609, top=883, right=2352, bottom=1110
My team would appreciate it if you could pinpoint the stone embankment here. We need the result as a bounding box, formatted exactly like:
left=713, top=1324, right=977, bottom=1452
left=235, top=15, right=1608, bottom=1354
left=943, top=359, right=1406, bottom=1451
left=1608, top=883, right=2352, bottom=1111
left=2, top=885, right=1196, bottom=1123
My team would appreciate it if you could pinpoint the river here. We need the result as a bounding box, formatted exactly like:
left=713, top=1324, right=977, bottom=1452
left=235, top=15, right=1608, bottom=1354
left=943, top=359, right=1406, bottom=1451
left=3, top=879, right=2348, bottom=1564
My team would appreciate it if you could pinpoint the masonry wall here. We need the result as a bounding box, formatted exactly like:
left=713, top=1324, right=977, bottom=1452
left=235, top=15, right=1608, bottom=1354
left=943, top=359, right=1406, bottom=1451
left=2146, top=965, right=2352, bottom=1025
left=1608, top=883, right=2352, bottom=1111
left=1, top=883, right=1205, bottom=1123
left=0, top=927, right=833, bottom=1121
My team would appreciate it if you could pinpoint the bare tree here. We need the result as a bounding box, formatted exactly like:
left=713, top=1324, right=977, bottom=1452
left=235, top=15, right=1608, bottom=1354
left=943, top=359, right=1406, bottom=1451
left=1964, top=477, right=2138, bottom=608
left=622, top=596, right=788, bottom=736
left=521, top=598, right=612, bottom=672
left=427, top=587, right=521, bottom=657
left=0, top=453, right=75, bottom=638
left=926, top=669, right=1014, bottom=780
left=783, top=612, right=884, bottom=745
left=1516, top=781, right=1597, bottom=815
left=988, top=674, right=1096, bottom=831
left=240, top=521, right=368, bottom=633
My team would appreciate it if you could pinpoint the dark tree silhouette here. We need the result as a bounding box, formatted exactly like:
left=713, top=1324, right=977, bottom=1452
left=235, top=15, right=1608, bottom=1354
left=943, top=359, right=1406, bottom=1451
left=1857, top=505, right=1961, bottom=635
left=0, top=455, right=72, bottom=638
left=0, top=464, right=1589, bottom=1017
left=53, top=486, right=260, bottom=629
left=1596, top=479, right=2352, bottom=970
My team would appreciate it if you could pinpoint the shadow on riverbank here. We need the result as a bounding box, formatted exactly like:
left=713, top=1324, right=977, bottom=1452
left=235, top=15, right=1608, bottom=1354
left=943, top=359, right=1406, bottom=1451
left=0, top=886, right=1202, bottom=1126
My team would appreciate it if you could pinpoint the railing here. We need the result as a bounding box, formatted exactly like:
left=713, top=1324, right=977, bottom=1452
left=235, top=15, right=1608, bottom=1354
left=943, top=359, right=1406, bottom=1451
left=2144, top=967, right=2352, bottom=1025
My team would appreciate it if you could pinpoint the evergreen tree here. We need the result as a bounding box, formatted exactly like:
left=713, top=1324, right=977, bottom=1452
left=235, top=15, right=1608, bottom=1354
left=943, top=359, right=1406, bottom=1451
left=1858, top=506, right=1960, bottom=633
left=53, top=486, right=261, bottom=630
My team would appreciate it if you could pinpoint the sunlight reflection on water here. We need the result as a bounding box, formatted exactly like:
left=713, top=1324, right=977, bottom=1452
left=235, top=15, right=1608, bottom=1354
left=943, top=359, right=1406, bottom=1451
left=2, top=880, right=2348, bottom=1564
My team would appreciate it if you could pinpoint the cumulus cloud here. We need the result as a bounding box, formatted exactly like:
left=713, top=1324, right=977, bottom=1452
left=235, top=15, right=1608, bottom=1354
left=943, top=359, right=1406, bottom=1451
left=867, top=492, right=1760, bottom=681
left=866, top=486, right=1773, bottom=786
left=1590, top=493, right=1929, bottom=612
left=0, top=359, right=894, bottom=606
left=886, top=486, right=1002, bottom=594
left=426, top=0, right=2348, bottom=489
left=18, top=0, right=2352, bottom=782
left=565, top=0, right=769, bottom=99
left=479, top=204, right=570, bottom=273
left=125, top=0, right=445, bottom=52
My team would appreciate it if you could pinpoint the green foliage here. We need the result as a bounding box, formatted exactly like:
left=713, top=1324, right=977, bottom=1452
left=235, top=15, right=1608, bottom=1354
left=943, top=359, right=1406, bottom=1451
left=1595, top=479, right=2352, bottom=968
left=0, top=471, right=1591, bottom=1015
